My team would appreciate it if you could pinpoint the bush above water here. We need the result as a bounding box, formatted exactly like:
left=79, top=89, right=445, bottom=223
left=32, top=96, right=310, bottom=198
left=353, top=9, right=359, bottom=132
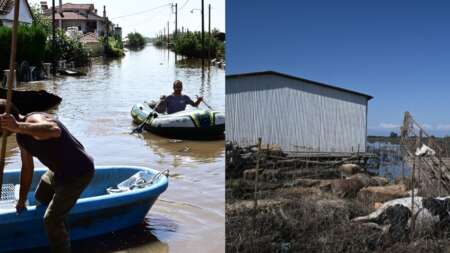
left=0, top=24, right=47, bottom=70
left=125, top=32, right=146, bottom=50
left=44, top=30, right=90, bottom=68
left=172, top=31, right=224, bottom=59
left=103, top=36, right=124, bottom=58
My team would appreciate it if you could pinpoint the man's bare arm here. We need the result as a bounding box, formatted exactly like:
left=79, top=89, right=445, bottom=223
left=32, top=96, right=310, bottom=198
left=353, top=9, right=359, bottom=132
left=0, top=113, right=61, bottom=140
left=16, top=146, right=34, bottom=213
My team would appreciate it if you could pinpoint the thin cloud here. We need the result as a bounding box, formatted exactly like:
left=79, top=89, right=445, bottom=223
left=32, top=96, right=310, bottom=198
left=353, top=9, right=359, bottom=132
left=421, top=124, right=433, bottom=130
left=437, top=124, right=450, bottom=131
left=379, top=123, right=400, bottom=129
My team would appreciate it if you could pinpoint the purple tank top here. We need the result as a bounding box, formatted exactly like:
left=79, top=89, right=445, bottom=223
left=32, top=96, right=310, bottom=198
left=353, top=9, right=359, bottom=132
left=16, top=114, right=94, bottom=184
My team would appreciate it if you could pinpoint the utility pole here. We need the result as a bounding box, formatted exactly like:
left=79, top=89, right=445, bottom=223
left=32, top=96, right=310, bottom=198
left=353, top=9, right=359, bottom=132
left=167, top=21, right=170, bottom=45
left=52, top=0, right=56, bottom=75
left=175, top=3, right=178, bottom=39
left=208, top=4, right=211, bottom=59
left=201, top=0, right=205, bottom=64
left=104, top=6, right=109, bottom=38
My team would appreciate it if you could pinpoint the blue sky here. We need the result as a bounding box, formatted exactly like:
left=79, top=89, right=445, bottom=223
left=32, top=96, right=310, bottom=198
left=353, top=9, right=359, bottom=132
left=227, top=0, right=450, bottom=136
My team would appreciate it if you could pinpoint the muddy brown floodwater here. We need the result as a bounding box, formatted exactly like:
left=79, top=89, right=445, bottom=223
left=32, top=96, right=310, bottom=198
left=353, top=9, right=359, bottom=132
left=4, top=45, right=225, bottom=253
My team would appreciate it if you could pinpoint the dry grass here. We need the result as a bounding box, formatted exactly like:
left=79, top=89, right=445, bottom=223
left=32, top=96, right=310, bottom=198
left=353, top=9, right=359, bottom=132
left=226, top=184, right=450, bottom=253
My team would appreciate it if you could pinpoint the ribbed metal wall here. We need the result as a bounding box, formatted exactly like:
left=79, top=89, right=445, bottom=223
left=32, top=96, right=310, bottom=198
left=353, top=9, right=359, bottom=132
left=226, top=74, right=369, bottom=152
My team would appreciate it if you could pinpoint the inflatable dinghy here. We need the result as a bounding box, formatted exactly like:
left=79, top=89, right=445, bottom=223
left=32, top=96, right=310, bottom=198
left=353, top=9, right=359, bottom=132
left=131, top=102, right=225, bottom=140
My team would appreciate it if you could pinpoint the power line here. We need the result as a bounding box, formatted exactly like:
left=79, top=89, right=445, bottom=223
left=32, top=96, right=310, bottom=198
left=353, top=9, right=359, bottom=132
left=111, top=3, right=171, bottom=19
left=127, top=7, right=171, bottom=30
left=179, top=0, right=190, bottom=10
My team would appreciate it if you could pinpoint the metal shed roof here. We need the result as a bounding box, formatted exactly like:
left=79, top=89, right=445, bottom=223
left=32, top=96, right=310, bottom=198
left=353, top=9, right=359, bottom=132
left=227, top=71, right=373, bottom=100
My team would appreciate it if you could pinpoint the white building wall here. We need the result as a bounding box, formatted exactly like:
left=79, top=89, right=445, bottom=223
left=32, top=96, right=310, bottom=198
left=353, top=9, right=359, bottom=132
left=62, top=20, right=87, bottom=32
left=226, top=73, right=369, bottom=152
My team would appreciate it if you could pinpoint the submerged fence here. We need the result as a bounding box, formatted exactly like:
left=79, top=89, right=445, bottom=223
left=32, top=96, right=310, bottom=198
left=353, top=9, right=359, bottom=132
left=400, top=112, right=450, bottom=196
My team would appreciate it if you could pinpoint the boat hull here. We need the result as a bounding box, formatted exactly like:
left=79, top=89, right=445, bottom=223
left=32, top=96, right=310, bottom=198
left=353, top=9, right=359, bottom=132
left=0, top=166, right=168, bottom=253
left=144, top=124, right=225, bottom=140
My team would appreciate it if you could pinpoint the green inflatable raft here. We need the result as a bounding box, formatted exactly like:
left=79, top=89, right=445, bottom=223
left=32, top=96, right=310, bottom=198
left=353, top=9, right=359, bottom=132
left=131, top=103, right=225, bottom=140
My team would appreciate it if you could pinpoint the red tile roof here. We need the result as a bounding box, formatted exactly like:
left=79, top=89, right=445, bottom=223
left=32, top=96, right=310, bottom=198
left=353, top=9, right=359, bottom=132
left=59, top=3, right=94, bottom=11
left=55, top=12, right=84, bottom=20
left=54, top=11, right=104, bottom=21
left=44, top=3, right=95, bottom=15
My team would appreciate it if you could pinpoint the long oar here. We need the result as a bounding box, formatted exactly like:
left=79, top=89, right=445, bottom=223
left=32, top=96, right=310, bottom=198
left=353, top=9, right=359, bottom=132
left=196, top=95, right=213, bottom=110
left=0, top=0, right=21, bottom=198
left=131, top=108, right=156, bottom=134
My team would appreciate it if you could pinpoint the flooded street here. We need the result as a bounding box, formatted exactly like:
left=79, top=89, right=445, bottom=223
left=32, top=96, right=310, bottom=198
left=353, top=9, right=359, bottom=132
left=5, top=44, right=225, bottom=253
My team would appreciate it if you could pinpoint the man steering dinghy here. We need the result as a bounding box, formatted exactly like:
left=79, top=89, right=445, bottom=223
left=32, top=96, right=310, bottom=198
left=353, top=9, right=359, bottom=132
left=131, top=80, right=224, bottom=139
left=152, top=80, right=203, bottom=114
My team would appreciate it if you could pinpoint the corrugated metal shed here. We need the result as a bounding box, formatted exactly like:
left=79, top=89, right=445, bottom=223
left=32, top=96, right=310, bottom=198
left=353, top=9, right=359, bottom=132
left=226, top=71, right=373, bottom=152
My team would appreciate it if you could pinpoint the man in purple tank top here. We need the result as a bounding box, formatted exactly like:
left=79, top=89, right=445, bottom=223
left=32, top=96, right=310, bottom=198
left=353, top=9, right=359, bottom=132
left=0, top=99, right=94, bottom=253
left=161, top=80, right=204, bottom=114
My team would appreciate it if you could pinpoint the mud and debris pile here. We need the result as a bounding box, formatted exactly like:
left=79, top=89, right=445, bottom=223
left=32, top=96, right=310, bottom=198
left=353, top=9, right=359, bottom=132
left=226, top=142, right=450, bottom=253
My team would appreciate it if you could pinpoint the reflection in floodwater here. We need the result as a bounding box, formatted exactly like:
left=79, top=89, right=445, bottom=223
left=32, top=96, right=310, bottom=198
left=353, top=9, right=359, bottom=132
left=73, top=222, right=170, bottom=253
left=141, top=132, right=224, bottom=163
left=20, top=223, right=170, bottom=253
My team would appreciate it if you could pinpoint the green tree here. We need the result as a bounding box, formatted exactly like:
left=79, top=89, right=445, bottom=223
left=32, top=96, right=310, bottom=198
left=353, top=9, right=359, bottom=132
left=103, top=36, right=124, bottom=58
left=0, top=24, right=47, bottom=70
left=172, top=31, right=225, bottom=59
left=30, top=4, right=51, bottom=34
left=43, top=29, right=90, bottom=67
left=125, top=32, right=146, bottom=49
left=389, top=132, right=398, bottom=138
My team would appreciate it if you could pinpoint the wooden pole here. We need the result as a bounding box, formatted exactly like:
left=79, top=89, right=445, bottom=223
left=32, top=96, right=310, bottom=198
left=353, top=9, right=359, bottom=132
left=174, top=3, right=178, bottom=39
left=208, top=4, right=211, bottom=60
left=201, top=0, right=205, bottom=66
left=0, top=0, right=21, bottom=198
left=410, top=156, right=416, bottom=238
left=52, top=0, right=56, bottom=75
left=253, top=138, right=262, bottom=209
left=252, top=137, right=262, bottom=250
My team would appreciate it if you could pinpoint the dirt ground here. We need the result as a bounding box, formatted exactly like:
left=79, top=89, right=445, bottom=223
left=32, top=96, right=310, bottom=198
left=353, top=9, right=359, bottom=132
left=225, top=144, right=450, bottom=253
left=226, top=181, right=450, bottom=253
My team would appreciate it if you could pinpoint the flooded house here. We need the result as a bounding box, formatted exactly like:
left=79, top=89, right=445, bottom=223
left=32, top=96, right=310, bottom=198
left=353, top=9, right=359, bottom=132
left=0, top=0, right=33, bottom=27
left=226, top=71, right=373, bottom=152
left=41, top=2, right=112, bottom=37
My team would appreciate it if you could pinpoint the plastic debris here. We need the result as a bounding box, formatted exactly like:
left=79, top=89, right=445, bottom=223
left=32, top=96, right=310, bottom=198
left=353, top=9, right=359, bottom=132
left=107, top=169, right=169, bottom=194
left=415, top=144, right=436, bottom=157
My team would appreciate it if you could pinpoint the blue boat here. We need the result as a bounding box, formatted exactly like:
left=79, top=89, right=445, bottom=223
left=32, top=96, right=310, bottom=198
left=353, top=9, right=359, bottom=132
left=0, top=166, right=168, bottom=253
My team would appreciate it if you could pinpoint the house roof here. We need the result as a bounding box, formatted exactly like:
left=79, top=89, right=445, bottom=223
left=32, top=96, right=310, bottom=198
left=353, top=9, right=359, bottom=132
left=0, top=0, right=34, bottom=21
left=54, top=11, right=104, bottom=21
left=87, top=12, right=103, bottom=20
left=58, top=3, right=94, bottom=11
left=55, top=12, right=84, bottom=20
left=0, top=0, right=14, bottom=15
left=227, top=71, right=373, bottom=100
left=79, top=32, right=99, bottom=43
left=44, top=3, right=101, bottom=18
